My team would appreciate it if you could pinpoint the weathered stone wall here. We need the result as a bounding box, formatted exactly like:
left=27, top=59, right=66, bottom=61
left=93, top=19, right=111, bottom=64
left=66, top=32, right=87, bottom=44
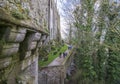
left=0, top=20, right=48, bottom=84
left=0, top=0, right=50, bottom=84
left=0, top=0, right=49, bottom=32
left=38, top=66, right=65, bottom=84
left=0, top=0, right=61, bottom=84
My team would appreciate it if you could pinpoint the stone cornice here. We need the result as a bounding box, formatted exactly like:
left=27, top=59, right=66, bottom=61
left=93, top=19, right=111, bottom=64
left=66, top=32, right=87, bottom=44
left=0, top=8, right=49, bottom=35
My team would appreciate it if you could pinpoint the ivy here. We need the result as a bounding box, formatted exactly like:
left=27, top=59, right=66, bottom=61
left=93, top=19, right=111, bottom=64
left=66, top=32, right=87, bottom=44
left=68, top=0, right=120, bottom=84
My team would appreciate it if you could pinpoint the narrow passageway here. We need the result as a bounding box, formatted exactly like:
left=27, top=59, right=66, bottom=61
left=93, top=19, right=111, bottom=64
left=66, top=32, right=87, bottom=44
left=48, top=49, right=70, bottom=66
left=38, top=46, right=74, bottom=84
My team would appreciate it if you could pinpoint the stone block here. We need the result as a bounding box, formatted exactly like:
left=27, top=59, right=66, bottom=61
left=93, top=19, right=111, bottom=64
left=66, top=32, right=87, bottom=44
left=32, top=55, right=38, bottom=62
left=15, top=33, right=26, bottom=42
left=0, top=43, right=19, bottom=57
left=5, top=32, right=18, bottom=42
left=37, top=41, right=42, bottom=48
left=6, top=27, right=26, bottom=34
left=0, top=1, right=7, bottom=8
left=3, top=43, right=19, bottom=48
left=24, top=51, right=32, bottom=58
left=21, top=57, right=32, bottom=70
left=21, top=55, right=38, bottom=71
left=17, top=27, right=27, bottom=34
left=33, top=33, right=41, bottom=41
left=4, top=27, right=26, bottom=42
left=29, top=41, right=37, bottom=50
left=0, top=57, right=12, bottom=69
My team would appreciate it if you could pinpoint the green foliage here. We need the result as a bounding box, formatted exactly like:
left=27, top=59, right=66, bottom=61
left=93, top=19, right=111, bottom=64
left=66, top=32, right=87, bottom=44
left=51, top=46, right=56, bottom=50
left=39, top=44, right=67, bottom=67
left=105, top=28, right=120, bottom=83
left=68, top=0, right=120, bottom=84
left=96, top=45, right=108, bottom=81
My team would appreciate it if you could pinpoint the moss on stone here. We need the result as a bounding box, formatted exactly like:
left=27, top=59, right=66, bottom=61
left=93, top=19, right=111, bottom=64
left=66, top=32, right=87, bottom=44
left=0, top=8, right=21, bottom=24
left=0, top=8, right=49, bottom=35
left=24, top=8, right=29, bottom=15
left=11, top=10, right=26, bottom=20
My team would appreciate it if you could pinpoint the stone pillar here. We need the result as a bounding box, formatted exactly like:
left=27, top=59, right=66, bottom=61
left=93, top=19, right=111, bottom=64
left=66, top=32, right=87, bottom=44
left=17, top=55, right=39, bottom=84
left=17, top=31, right=41, bottom=84
left=0, top=23, right=44, bottom=84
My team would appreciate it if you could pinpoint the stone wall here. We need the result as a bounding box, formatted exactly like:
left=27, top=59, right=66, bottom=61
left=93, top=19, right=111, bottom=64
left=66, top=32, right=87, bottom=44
left=0, top=0, right=49, bottom=32
left=0, top=19, right=48, bottom=84
left=38, top=66, right=65, bottom=84
left=0, top=0, right=50, bottom=84
left=0, top=0, right=61, bottom=84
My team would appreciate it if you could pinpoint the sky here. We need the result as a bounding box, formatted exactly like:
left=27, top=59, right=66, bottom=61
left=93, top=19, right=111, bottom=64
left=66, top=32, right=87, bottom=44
left=57, top=0, right=67, bottom=39
left=57, top=0, right=81, bottom=39
left=57, top=0, right=77, bottom=40
left=57, top=0, right=76, bottom=39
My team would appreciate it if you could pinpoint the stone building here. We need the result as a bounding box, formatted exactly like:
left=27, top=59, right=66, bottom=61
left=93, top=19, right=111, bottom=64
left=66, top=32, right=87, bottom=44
left=0, top=0, right=61, bottom=84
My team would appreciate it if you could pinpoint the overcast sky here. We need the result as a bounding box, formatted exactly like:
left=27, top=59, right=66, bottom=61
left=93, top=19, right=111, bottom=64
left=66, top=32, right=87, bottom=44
left=57, top=0, right=66, bottom=39
left=57, top=0, right=81, bottom=39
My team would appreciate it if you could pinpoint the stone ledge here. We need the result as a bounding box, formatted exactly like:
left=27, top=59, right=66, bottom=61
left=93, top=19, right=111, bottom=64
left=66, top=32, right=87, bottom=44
left=0, top=8, right=49, bottom=35
left=0, top=43, right=19, bottom=57
left=4, top=27, right=26, bottom=42
left=3, top=43, right=19, bottom=49
left=30, top=41, right=37, bottom=50
left=9, top=27, right=27, bottom=34
left=33, top=33, right=41, bottom=41
left=24, top=51, right=32, bottom=59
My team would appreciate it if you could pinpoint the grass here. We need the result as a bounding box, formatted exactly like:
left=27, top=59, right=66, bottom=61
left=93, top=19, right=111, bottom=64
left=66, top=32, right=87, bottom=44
left=39, top=44, right=68, bottom=67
